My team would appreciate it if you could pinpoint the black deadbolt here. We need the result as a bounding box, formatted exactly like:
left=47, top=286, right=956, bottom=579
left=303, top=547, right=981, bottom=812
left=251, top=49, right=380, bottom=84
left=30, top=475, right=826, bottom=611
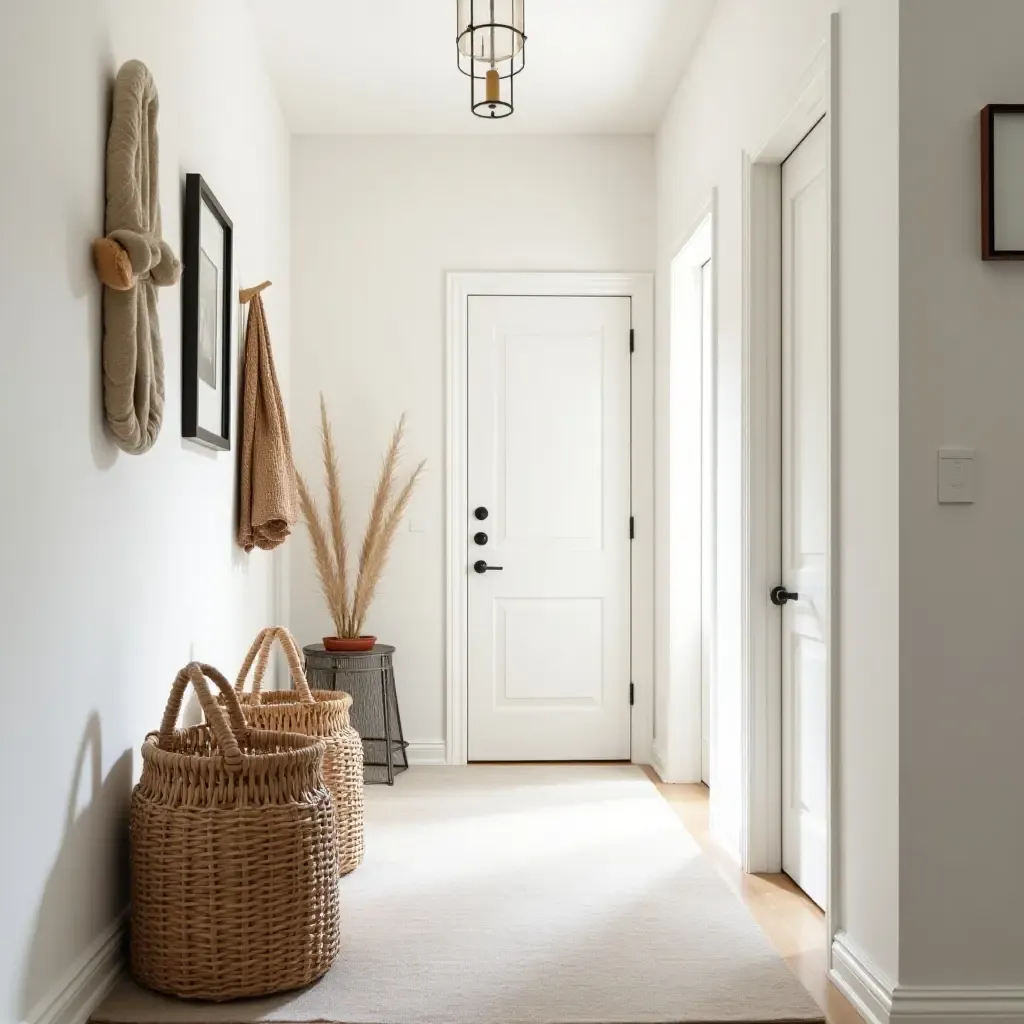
left=474, top=532, right=489, bottom=545
left=474, top=506, right=489, bottom=521
left=770, top=585, right=799, bottom=606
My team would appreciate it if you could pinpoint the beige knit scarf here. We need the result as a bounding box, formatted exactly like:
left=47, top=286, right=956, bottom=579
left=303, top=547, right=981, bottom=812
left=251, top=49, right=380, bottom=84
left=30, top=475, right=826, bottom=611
left=237, top=296, right=298, bottom=551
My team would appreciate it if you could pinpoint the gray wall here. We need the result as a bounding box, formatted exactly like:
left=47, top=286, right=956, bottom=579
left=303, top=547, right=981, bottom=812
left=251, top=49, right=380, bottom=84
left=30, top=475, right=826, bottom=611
left=899, top=0, right=1024, bottom=987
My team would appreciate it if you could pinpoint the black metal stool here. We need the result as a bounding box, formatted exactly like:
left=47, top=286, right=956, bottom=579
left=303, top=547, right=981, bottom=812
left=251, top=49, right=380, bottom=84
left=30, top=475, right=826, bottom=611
left=302, top=644, right=408, bottom=784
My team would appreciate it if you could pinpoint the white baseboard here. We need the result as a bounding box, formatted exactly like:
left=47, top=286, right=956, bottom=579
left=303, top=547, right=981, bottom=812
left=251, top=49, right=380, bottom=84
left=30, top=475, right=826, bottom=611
left=832, top=932, right=1024, bottom=1024
left=830, top=932, right=894, bottom=1024
left=891, top=986, right=1024, bottom=1023
left=647, top=740, right=703, bottom=784
left=22, top=913, right=125, bottom=1024
left=649, top=741, right=669, bottom=782
left=406, top=741, right=448, bottom=765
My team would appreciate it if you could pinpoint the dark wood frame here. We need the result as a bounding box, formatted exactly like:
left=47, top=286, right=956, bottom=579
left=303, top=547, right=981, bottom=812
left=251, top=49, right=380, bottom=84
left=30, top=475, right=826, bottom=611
left=981, top=104, right=1024, bottom=261
left=182, top=173, right=233, bottom=449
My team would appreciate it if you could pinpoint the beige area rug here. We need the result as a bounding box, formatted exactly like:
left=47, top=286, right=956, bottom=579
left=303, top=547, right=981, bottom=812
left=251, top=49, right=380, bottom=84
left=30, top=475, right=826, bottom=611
left=94, top=765, right=824, bottom=1024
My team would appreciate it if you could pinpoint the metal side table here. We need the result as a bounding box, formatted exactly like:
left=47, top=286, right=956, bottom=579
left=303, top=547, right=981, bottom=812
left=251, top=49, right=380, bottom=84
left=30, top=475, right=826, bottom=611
left=302, top=644, right=409, bottom=784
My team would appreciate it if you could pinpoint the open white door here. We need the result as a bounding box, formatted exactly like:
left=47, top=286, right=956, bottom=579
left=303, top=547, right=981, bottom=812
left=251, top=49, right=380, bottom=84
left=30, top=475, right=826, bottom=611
left=780, top=118, right=829, bottom=908
left=467, top=294, right=632, bottom=762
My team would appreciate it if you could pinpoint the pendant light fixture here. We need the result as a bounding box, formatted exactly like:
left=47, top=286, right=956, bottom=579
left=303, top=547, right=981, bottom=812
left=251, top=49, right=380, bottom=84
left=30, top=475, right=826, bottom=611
left=456, top=0, right=526, bottom=119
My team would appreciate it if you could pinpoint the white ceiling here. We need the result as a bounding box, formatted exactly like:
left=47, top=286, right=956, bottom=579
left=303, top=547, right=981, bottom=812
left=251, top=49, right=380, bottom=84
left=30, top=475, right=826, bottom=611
left=246, top=0, right=716, bottom=134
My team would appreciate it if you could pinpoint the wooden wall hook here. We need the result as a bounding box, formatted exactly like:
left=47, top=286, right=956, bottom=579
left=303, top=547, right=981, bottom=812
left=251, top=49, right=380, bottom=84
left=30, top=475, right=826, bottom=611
left=239, top=280, right=272, bottom=303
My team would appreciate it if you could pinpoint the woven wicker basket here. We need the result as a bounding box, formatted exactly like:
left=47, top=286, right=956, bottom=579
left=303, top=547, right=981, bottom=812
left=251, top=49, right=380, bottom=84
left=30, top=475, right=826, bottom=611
left=130, top=662, right=340, bottom=1001
left=235, top=627, right=365, bottom=875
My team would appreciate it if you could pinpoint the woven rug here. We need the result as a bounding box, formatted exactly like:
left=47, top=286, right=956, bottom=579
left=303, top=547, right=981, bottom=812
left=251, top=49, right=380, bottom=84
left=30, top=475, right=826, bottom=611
left=94, top=765, right=824, bottom=1024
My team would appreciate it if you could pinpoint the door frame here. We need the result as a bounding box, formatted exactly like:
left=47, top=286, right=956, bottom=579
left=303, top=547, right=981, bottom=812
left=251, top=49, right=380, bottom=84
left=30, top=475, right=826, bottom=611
left=740, top=15, right=839, bottom=952
left=445, top=272, right=655, bottom=766
left=655, top=204, right=717, bottom=785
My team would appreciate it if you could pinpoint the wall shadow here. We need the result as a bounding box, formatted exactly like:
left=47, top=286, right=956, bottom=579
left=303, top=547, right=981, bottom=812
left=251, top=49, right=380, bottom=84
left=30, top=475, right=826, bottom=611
left=19, top=713, right=132, bottom=1021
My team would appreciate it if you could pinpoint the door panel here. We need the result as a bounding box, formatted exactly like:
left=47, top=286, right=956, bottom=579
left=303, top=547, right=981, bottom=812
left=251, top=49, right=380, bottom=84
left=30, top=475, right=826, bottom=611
left=781, top=118, right=829, bottom=908
left=467, top=295, right=631, bottom=762
left=700, top=257, right=714, bottom=786
left=500, top=330, right=603, bottom=546
left=498, top=598, right=604, bottom=703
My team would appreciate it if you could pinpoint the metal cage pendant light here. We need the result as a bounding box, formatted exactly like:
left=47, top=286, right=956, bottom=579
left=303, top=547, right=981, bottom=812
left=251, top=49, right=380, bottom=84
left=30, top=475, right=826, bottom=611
left=456, top=0, right=526, bottom=119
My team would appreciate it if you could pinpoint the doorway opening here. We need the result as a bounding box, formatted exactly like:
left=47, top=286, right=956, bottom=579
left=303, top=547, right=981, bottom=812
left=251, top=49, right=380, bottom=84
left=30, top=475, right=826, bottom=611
left=741, top=26, right=837, bottom=939
left=445, top=272, right=655, bottom=767
left=658, top=209, right=715, bottom=788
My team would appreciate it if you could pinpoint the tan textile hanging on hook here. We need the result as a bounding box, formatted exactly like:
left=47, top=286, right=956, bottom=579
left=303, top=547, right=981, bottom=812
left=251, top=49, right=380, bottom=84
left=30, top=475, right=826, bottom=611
left=92, top=60, right=180, bottom=455
left=237, top=293, right=298, bottom=551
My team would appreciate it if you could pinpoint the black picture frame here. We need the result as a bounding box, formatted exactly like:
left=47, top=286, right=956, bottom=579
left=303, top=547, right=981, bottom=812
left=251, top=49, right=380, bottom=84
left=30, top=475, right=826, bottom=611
left=981, top=104, right=1024, bottom=261
left=182, top=173, right=233, bottom=449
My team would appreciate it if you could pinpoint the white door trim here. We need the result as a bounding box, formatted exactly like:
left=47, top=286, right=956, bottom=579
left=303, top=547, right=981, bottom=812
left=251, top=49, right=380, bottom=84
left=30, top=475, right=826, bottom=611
left=656, top=202, right=716, bottom=784
left=740, top=13, right=839, bottom=954
left=445, top=271, right=655, bottom=766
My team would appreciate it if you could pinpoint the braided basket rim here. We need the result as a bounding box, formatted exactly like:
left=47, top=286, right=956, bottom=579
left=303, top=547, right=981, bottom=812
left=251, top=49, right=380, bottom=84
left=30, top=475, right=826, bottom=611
left=230, top=689, right=353, bottom=731
left=141, top=724, right=327, bottom=773
left=234, top=688, right=352, bottom=710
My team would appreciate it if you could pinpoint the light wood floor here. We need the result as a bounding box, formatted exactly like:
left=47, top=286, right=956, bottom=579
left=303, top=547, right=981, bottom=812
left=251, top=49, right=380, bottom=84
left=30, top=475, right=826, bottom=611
left=647, top=772, right=862, bottom=1024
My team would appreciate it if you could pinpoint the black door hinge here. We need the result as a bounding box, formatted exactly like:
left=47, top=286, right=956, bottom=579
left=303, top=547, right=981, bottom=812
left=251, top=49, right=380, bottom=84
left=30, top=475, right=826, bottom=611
left=629, top=515, right=635, bottom=540
left=629, top=328, right=635, bottom=354
left=630, top=682, right=635, bottom=706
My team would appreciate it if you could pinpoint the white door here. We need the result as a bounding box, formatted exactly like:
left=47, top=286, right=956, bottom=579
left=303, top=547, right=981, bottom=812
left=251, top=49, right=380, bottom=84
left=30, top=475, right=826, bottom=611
left=700, top=256, right=714, bottom=787
left=781, top=118, right=829, bottom=908
left=467, top=295, right=632, bottom=762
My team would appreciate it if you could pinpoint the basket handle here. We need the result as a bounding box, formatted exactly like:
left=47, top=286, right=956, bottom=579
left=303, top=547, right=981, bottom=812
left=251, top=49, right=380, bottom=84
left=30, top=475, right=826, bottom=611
left=267, top=627, right=315, bottom=704
left=159, top=662, right=245, bottom=769
left=237, top=626, right=315, bottom=705
left=235, top=627, right=275, bottom=702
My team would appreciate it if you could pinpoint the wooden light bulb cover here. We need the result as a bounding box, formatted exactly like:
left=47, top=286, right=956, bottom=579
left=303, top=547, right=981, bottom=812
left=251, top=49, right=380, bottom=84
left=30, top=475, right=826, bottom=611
left=486, top=69, right=500, bottom=104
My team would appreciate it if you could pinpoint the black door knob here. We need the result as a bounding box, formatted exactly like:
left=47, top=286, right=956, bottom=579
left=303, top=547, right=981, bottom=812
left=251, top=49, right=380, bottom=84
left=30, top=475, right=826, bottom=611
left=474, top=506, right=489, bottom=521
left=474, top=560, right=504, bottom=574
left=770, top=585, right=799, bottom=606
left=474, top=532, right=488, bottom=545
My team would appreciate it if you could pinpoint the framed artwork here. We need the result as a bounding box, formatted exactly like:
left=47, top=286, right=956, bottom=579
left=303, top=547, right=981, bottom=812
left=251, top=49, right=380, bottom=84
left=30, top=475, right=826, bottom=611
left=981, top=104, right=1024, bottom=260
left=182, top=173, right=233, bottom=449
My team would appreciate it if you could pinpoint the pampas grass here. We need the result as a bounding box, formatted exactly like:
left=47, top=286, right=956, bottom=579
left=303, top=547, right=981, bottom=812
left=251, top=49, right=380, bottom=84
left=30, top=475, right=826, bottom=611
left=298, top=396, right=425, bottom=639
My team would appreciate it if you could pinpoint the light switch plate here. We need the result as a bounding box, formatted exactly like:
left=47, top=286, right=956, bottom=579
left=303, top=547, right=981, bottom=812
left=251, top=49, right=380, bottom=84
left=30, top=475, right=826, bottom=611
left=938, top=447, right=975, bottom=503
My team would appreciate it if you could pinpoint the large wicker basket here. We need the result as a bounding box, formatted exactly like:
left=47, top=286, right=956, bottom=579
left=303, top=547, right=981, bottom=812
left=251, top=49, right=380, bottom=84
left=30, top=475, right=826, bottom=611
left=235, top=627, right=365, bottom=875
left=130, top=662, right=340, bottom=1001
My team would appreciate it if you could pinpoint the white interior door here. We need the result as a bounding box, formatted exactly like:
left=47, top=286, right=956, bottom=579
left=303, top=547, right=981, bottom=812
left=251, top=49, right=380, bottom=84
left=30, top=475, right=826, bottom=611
left=700, top=256, right=714, bottom=787
left=467, top=295, right=632, bottom=762
left=781, top=118, right=829, bottom=908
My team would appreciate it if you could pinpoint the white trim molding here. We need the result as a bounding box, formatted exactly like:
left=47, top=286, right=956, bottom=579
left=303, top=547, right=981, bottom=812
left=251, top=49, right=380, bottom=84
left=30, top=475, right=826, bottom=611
left=831, top=932, right=894, bottom=1024
left=892, top=986, right=1024, bottom=1023
left=656, top=202, right=716, bottom=785
left=649, top=739, right=669, bottom=783
left=21, top=913, right=125, bottom=1024
left=406, top=741, right=448, bottom=766
left=445, top=271, right=655, bottom=766
left=832, top=932, right=1024, bottom=1024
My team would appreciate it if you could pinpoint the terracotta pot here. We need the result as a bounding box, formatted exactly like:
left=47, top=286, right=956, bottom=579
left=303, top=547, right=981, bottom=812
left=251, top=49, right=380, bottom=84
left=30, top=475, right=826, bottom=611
left=323, top=635, right=377, bottom=653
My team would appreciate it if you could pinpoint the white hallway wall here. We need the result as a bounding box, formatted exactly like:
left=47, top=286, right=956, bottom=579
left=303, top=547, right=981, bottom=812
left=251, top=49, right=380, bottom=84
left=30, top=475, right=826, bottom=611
left=0, top=3, right=290, bottom=1022
left=289, top=135, right=655, bottom=750
left=656, top=0, right=900, bottom=985
left=899, top=0, right=1024, bottom=990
